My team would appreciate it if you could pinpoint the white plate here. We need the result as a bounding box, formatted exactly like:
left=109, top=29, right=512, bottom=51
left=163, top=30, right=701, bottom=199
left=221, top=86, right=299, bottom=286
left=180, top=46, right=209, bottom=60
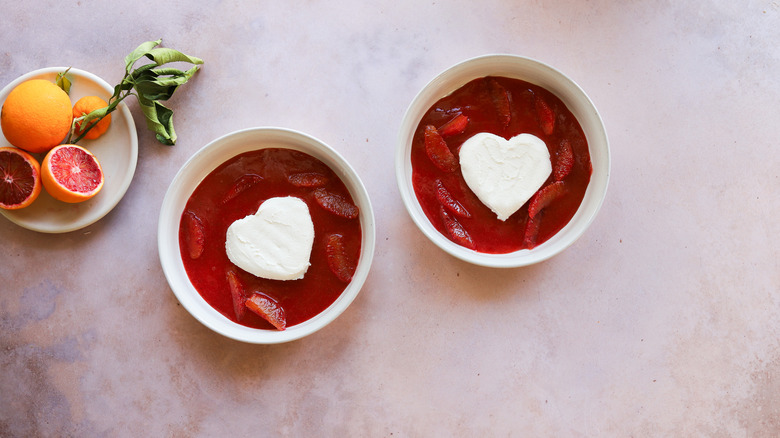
left=0, top=67, right=138, bottom=233
left=158, top=127, right=376, bottom=344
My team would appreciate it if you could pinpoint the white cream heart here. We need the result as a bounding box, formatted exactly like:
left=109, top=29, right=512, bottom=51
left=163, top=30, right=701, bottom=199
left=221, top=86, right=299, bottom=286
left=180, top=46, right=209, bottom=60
left=225, top=196, right=314, bottom=281
left=459, top=133, right=552, bottom=221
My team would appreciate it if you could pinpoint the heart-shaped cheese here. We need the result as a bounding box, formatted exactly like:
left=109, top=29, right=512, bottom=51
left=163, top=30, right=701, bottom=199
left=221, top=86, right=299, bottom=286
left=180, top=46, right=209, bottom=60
left=459, top=133, right=551, bottom=221
left=225, top=196, right=314, bottom=281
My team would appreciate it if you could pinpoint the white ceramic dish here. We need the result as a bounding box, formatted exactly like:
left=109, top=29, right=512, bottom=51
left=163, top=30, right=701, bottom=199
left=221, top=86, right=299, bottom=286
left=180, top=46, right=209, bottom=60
left=158, top=127, right=375, bottom=344
left=0, top=67, right=138, bottom=233
left=395, top=54, right=610, bottom=267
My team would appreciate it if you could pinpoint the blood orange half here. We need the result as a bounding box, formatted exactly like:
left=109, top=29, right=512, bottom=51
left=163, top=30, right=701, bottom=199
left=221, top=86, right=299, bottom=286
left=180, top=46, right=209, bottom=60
left=41, top=144, right=104, bottom=203
left=0, top=146, right=42, bottom=210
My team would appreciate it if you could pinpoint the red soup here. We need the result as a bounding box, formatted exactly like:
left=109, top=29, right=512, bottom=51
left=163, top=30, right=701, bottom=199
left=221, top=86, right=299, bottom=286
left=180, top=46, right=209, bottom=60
left=179, top=148, right=362, bottom=330
left=411, top=76, right=592, bottom=253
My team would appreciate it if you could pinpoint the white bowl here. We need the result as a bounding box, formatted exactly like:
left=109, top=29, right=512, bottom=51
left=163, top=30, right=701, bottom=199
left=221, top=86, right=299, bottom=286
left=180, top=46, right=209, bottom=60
left=395, top=54, right=609, bottom=267
left=158, top=127, right=375, bottom=343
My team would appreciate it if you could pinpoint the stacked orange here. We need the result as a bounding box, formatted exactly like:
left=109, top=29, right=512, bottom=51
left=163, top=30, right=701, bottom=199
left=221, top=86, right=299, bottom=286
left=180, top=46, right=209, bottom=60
left=72, top=96, right=112, bottom=140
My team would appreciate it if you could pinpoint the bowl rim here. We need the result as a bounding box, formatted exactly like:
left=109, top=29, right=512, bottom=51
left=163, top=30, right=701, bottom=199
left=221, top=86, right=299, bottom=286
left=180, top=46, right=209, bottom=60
left=395, top=54, right=610, bottom=267
left=158, top=126, right=375, bottom=343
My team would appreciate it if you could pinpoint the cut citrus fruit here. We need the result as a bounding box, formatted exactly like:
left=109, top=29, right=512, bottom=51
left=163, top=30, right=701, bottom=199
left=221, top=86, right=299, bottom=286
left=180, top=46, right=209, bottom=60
left=245, top=292, right=286, bottom=331
left=41, top=144, right=104, bottom=203
left=1, top=79, right=73, bottom=153
left=72, top=95, right=111, bottom=140
left=0, top=147, right=42, bottom=210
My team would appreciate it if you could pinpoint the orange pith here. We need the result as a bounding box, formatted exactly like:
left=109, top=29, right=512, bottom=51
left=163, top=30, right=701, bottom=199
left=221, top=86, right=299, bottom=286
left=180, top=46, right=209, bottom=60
left=0, top=147, right=42, bottom=210
left=41, top=144, right=104, bottom=203
left=72, top=95, right=111, bottom=140
left=1, top=79, right=73, bottom=153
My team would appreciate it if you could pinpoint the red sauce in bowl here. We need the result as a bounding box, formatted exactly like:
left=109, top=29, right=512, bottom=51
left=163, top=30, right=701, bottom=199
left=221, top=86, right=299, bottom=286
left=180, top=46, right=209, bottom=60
left=179, top=148, right=362, bottom=330
left=411, top=76, right=592, bottom=253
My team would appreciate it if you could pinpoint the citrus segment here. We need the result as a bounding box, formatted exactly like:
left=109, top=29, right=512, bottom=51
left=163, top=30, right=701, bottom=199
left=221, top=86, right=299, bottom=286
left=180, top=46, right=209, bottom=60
left=72, top=96, right=111, bottom=140
left=1, top=79, right=73, bottom=153
left=41, top=144, right=104, bottom=203
left=0, top=147, right=42, bottom=210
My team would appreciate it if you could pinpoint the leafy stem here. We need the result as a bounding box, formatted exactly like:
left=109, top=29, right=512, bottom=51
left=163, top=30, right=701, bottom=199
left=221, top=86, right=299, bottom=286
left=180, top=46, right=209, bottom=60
left=63, top=39, right=203, bottom=146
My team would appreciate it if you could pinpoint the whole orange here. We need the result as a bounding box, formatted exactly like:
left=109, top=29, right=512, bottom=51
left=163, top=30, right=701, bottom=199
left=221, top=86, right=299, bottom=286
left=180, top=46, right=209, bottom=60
left=1, top=79, right=73, bottom=153
left=72, top=95, right=111, bottom=140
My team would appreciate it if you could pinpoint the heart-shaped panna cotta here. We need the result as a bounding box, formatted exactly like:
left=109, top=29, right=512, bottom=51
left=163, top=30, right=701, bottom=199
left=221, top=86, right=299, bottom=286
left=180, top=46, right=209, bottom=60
left=225, top=196, right=314, bottom=281
left=459, top=133, right=552, bottom=221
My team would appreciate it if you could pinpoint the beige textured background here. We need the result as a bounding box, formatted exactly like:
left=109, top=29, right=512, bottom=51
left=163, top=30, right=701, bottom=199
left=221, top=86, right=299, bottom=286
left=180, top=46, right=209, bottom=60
left=1, top=1, right=778, bottom=436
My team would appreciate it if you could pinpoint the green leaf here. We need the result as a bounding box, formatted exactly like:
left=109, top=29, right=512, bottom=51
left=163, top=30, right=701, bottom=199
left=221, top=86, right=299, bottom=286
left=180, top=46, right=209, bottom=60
left=135, top=66, right=200, bottom=97
left=125, top=39, right=162, bottom=72
left=134, top=79, right=178, bottom=101
left=58, top=76, right=71, bottom=94
left=148, top=67, right=188, bottom=76
left=154, top=102, right=176, bottom=145
left=56, top=71, right=71, bottom=95
left=129, top=63, right=158, bottom=80
left=137, top=96, right=177, bottom=145
left=145, top=47, right=204, bottom=66
left=149, top=66, right=200, bottom=80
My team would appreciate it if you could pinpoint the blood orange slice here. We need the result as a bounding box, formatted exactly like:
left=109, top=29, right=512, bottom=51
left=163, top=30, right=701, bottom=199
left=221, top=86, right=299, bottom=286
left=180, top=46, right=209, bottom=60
left=41, top=144, right=104, bottom=203
left=0, top=146, right=42, bottom=210
left=246, top=292, right=286, bottom=331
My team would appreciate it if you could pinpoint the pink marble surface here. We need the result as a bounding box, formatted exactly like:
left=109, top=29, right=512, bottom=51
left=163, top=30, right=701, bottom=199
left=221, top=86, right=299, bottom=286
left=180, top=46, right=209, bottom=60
left=1, top=1, right=779, bottom=436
